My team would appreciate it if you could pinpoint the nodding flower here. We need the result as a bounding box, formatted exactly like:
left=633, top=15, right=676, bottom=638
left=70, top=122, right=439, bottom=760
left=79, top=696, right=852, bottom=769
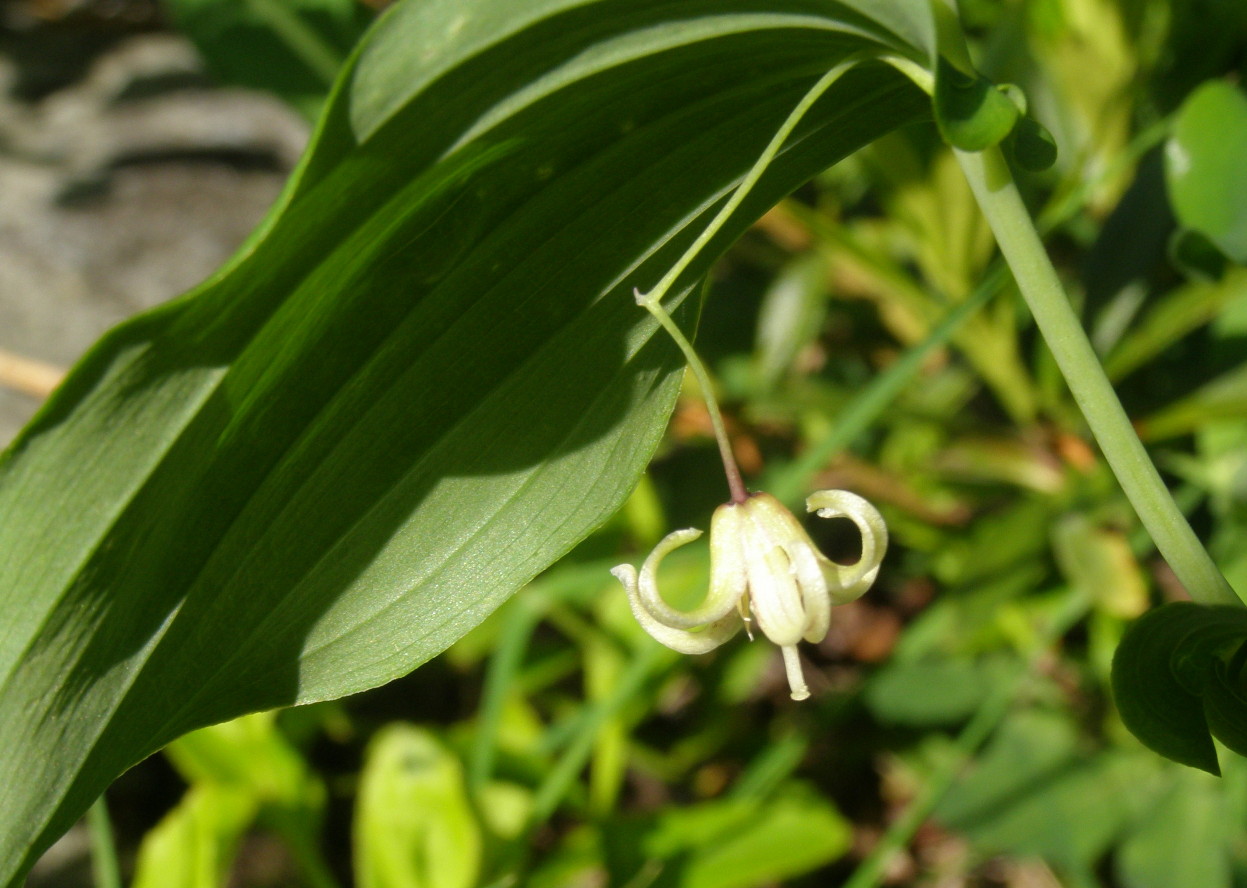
left=612, top=489, right=887, bottom=701
left=624, top=285, right=887, bottom=701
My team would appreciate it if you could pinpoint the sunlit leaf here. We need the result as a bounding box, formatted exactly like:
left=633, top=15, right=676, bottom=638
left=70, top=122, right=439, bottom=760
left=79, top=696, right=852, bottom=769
left=0, top=1, right=936, bottom=882
left=129, top=785, right=256, bottom=888
left=354, top=725, right=479, bottom=888
left=1051, top=513, right=1148, bottom=619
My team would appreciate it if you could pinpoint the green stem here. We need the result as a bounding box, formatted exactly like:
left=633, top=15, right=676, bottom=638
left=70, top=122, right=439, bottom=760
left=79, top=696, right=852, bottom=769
left=526, top=644, right=664, bottom=828
left=467, top=560, right=610, bottom=795
left=956, top=146, right=1241, bottom=608
left=635, top=291, right=747, bottom=502
left=468, top=597, right=543, bottom=794
left=842, top=672, right=1015, bottom=888
left=644, top=54, right=870, bottom=304
left=636, top=53, right=873, bottom=503
left=764, top=266, right=1001, bottom=505
left=87, top=795, right=121, bottom=888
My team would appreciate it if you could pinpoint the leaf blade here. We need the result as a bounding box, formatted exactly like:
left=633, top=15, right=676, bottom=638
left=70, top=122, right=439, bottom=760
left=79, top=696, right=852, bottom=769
left=0, top=3, right=931, bottom=882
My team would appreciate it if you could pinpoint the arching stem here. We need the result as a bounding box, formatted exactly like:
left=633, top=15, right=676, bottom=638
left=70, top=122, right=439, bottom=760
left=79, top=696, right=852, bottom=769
left=635, top=289, right=748, bottom=503
left=635, top=52, right=875, bottom=504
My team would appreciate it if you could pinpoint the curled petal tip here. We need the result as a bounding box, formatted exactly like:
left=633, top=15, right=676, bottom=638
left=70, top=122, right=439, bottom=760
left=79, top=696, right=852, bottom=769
left=804, top=489, right=888, bottom=605
left=610, top=563, right=637, bottom=588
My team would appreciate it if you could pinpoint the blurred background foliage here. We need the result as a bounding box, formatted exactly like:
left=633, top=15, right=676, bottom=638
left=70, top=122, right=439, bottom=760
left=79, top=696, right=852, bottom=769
left=8, top=0, right=1247, bottom=885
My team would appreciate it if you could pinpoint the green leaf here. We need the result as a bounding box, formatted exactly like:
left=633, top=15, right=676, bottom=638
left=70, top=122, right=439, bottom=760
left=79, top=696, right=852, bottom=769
left=129, top=785, right=256, bottom=888
left=1169, top=228, right=1231, bottom=281
left=935, top=708, right=1080, bottom=827
left=1005, top=113, right=1058, bottom=172
left=752, top=255, right=829, bottom=392
left=1138, top=362, right=1247, bottom=441
left=1111, top=602, right=1247, bottom=774
left=936, top=710, right=1163, bottom=870
left=603, top=783, right=852, bottom=888
left=1104, top=269, right=1247, bottom=381
left=0, top=2, right=932, bottom=883
left=163, top=713, right=334, bottom=888
left=954, top=751, right=1158, bottom=871
left=353, top=725, right=480, bottom=888
left=166, top=0, right=373, bottom=117
left=926, top=2, right=1018, bottom=151
left=1165, top=80, right=1247, bottom=265
left=165, top=712, right=324, bottom=814
left=1116, top=767, right=1231, bottom=888
left=864, top=656, right=1014, bottom=727
left=1202, top=658, right=1247, bottom=760
left=1051, top=513, right=1147, bottom=619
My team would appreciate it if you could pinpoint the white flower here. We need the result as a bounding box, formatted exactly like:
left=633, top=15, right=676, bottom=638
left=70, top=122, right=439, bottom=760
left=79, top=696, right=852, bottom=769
left=611, top=490, right=887, bottom=701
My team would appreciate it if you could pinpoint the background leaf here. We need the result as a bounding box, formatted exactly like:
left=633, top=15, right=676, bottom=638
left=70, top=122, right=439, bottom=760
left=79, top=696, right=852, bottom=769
left=353, top=725, right=479, bottom=888
left=128, top=785, right=256, bottom=888
left=164, top=0, right=374, bottom=117
left=1116, top=766, right=1231, bottom=888
left=602, top=783, right=852, bottom=888
left=0, top=1, right=932, bottom=883
left=936, top=710, right=1161, bottom=874
left=1165, top=80, right=1247, bottom=265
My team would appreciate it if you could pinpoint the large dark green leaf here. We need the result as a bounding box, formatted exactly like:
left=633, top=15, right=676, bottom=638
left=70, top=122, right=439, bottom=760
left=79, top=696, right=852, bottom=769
left=0, top=1, right=937, bottom=882
left=1111, top=602, right=1247, bottom=774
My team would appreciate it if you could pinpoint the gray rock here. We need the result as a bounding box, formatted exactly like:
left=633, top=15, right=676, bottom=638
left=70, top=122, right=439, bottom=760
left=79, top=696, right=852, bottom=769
left=0, top=30, right=309, bottom=444
left=2, top=20, right=318, bottom=882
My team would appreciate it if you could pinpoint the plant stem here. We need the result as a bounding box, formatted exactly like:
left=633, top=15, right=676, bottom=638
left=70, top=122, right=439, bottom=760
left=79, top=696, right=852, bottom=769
left=644, top=54, right=870, bottom=306
left=765, top=266, right=1001, bottom=505
left=956, top=146, right=1241, bottom=607
left=635, top=291, right=748, bottom=502
left=842, top=672, right=1016, bottom=888
left=636, top=53, right=872, bottom=503
left=87, top=795, right=121, bottom=888
left=468, top=597, right=543, bottom=794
